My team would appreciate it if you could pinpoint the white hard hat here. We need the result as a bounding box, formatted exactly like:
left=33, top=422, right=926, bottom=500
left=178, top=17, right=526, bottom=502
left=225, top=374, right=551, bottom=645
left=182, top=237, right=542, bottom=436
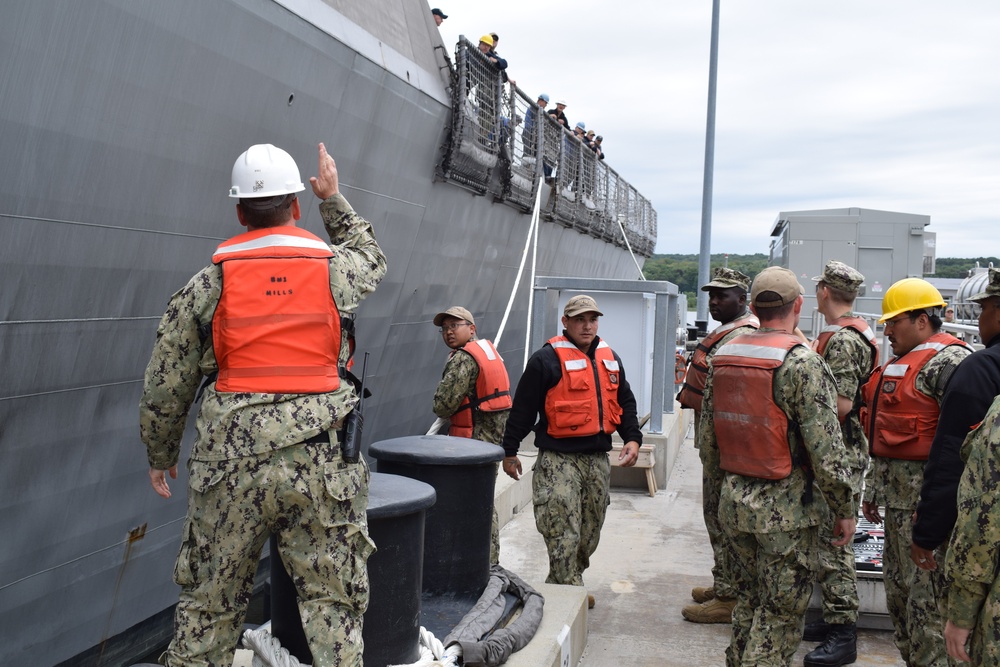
left=229, top=144, right=305, bottom=199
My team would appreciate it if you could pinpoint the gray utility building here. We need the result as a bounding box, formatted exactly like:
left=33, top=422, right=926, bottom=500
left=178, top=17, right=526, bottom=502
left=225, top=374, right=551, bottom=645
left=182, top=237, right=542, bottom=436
left=769, top=207, right=935, bottom=336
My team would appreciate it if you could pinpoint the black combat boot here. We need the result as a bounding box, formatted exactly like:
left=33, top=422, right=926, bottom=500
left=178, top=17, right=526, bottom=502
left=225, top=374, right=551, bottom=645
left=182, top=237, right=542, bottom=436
left=802, top=618, right=831, bottom=642
left=803, top=623, right=857, bottom=667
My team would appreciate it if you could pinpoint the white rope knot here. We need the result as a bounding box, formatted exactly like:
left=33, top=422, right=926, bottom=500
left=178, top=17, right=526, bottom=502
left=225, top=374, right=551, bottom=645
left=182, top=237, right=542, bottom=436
left=242, top=624, right=461, bottom=667
left=242, top=626, right=309, bottom=667
left=387, top=626, right=462, bottom=667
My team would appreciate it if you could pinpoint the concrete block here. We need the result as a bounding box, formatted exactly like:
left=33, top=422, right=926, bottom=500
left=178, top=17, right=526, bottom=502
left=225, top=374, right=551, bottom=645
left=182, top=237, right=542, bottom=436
left=504, top=584, right=588, bottom=667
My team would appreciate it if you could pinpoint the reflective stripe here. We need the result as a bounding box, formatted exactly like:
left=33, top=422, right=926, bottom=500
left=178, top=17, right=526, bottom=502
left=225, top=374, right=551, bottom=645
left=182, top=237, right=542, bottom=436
left=715, top=343, right=791, bottom=362
left=717, top=314, right=759, bottom=335
left=715, top=410, right=774, bottom=428
left=820, top=322, right=875, bottom=342
left=564, top=359, right=588, bottom=371
left=602, top=358, right=620, bottom=372
left=884, top=364, right=909, bottom=377
left=912, top=341, right=949, bottom=353
left=552, top=339, right=603, bottom=352
left=214, top=234, right=331, bottom=256
left=474, top=338, right=497, bottom=361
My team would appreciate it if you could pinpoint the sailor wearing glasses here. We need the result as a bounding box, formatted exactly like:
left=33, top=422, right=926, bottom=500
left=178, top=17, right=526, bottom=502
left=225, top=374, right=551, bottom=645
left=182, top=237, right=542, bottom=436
left=431, top=305, right=512, bottom=564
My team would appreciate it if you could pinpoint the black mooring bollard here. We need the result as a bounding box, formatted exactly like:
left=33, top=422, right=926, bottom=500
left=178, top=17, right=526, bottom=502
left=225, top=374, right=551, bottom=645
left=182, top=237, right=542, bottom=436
left=369, top=435, right=503, bottom=599
left=269, top=471, right=436, bottom=667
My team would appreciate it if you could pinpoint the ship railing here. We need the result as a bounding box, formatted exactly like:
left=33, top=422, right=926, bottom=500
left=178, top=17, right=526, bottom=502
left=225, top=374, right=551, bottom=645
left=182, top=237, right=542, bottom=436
left=495, top=85, right=541, bottom=210
left=440, top=37, right=504, bottom=192
left=587, top=159, right=614, bottom=238
left=553, top=131, right=583, bottom=226
left=440, top=37, right=657, bottom=257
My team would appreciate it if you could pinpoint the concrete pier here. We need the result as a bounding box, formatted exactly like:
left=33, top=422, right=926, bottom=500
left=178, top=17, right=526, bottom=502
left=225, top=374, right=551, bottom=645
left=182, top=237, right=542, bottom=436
left=235, top=406, right=905, bottom=666
left=497, top=408, right=905, bottom=666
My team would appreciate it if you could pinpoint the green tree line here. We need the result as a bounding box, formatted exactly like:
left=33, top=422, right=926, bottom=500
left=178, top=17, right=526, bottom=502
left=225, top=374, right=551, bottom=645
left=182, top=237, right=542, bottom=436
left=643, top=254, right=998, bottom=309
left=928, top=257, right=999, bottom=279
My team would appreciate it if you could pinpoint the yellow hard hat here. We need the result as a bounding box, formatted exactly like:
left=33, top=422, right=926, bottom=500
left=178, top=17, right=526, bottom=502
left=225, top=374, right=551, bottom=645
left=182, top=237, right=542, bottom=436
left=479, top=34, right=494, bottom=47
left=879, top=278, right=946, bottom=322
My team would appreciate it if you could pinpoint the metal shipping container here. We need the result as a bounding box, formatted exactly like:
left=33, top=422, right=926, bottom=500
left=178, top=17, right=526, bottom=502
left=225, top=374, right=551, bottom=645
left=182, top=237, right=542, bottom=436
left=768, top=207, right=932, bottom=335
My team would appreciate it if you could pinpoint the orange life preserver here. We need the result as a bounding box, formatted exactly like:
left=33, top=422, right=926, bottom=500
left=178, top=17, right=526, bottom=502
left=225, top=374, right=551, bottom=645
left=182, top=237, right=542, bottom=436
left=711, top=330, right=803, bottom=480
left=544, top=336, right=622, bottom=438
left=448, top=339, right=513, bottom=438
left=676, top=315, right=760, bottom=412
left=211, top=227, right=341, bottom=394
left=860, top=332, right=970, bottom=461
left=814, top=316, right=880, bottom=370
left=674, top=351, right=687, bottom=385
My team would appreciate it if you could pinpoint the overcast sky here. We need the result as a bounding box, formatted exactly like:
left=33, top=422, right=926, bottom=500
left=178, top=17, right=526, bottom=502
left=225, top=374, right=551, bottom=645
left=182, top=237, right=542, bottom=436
left=439, top=2, right=999, bottom=259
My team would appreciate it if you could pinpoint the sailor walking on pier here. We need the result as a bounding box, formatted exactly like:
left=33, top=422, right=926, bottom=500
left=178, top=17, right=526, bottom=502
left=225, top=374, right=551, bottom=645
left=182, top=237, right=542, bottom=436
left=139, top=143, right=386, bottom=667
left=500, top=295, right=641, bottom=609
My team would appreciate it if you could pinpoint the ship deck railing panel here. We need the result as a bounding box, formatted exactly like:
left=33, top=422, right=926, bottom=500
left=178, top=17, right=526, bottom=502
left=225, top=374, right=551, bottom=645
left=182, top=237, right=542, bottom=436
left=441, top=37, right=503, bottom=191
left=553, top=134, right=582, bottom=224
left=498, top=86, right=541, bottom=210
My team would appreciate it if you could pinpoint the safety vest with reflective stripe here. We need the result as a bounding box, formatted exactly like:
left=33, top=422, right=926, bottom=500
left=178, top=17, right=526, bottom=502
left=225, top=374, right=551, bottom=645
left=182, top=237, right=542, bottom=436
left=544, top=336, right=622, bottom=438
left=860, top=332, right=969, bottom=461
left=211, top=227, right=341, bottom=394
left=448, top=339, right=513, bottom=438
left=677, top=314, right=759, bottom=411
left=712, top=331, right=803, bottom=480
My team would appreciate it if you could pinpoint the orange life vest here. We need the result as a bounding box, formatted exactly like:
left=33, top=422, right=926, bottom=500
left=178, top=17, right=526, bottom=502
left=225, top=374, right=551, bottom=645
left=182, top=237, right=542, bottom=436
left=814, top=315, right=880, bottom=370
left=544, top=336, right=623, bottom=438
left=711, top=330, right=803, bottom=480
left=211, top=227, right=341, bottom=394
left=677, top=314, right=760, bottom=412
left=448, top=339, right=513, bottom=438
left=860, top=332, right=969, bottom=461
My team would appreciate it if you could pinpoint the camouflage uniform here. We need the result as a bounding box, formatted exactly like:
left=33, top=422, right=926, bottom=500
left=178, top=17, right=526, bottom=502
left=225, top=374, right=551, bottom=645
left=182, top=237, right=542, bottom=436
left=945, top=395, right=1000, bottom=666
left=701, top=339, right=855, bottom=667
left=531, top=448, right=611, bottom=585
left=139, top=194, right=386, bottom=667
left=864, top=344, right=971, bottom=666
left=432, top=344, right=510, bottom=564
left=813, top=319, right=875, bottom=626
left=694, top=309, right=759, bottom=601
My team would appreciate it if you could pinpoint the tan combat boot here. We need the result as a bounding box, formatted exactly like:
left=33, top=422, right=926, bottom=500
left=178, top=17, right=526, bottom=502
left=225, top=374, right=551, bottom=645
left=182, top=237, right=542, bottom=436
left=681, top=596, right=736, bottom=623
left=690, top=585, right=715, bottom=603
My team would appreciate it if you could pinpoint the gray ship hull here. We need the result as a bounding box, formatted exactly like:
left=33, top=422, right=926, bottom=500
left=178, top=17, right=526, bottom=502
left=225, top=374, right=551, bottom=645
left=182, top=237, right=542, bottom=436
left=0, top=1, right=654, bottom=664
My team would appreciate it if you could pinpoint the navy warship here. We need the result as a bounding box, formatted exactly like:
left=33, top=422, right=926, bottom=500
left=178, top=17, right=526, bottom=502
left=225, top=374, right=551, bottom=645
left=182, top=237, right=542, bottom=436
left=0, top=1, right=655, bottom=664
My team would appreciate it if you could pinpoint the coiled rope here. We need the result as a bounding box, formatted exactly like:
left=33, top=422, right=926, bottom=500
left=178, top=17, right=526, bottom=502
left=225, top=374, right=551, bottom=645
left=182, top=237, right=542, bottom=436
left=387, top=626, right=462, bottom=667
left=241, top=624, right=461, bottom=667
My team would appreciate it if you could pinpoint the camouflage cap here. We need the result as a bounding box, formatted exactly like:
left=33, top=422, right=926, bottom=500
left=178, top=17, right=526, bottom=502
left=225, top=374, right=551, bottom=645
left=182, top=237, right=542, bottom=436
left=564, top=294, right=604, bottom=317
left=701, top=267, right=751, bottom=292
left=750, top=266, right=804, bottom=308
left=433, top=306, right=476, bottom=327
left=812, top=260, right=864, bottom=293
left=969, top=267, right=1000, bottom=303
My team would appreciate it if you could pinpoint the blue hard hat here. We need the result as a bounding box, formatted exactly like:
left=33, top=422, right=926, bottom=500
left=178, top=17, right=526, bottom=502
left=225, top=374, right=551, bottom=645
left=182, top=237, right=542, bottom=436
left=538, top=93, right=550, bottom=103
